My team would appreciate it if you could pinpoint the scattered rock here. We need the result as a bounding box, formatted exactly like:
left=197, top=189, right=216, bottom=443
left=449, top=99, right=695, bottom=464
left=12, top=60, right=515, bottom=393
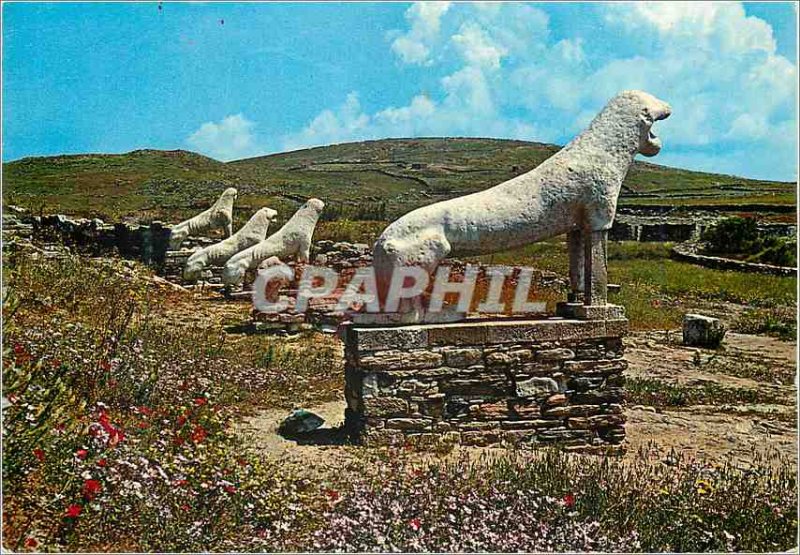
left=683, top=313, right=726, bottom=348
left=277, top=409, right=325, bottom=437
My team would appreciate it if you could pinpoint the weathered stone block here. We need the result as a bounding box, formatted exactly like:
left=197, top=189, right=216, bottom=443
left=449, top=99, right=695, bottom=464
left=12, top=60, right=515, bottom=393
left=441, top=347, right=483, bottom=368
left=563, top=359, right=627, bottom=375
left=683, top=314, right=726, bottom=348
left=469, top=401, right=511, bottom=419
left=536, top=348, right=575, bottom=362
left=515, top=377, right=559, bottom=398
left=363, top=396, right=410, bottom=417
left=500, top=419, right=563, bottom=430
left=485, top=348, right=534, bottom=366
left=359, top=350, right=442, bottom=371
left=385, top=418, right=432, bottom=431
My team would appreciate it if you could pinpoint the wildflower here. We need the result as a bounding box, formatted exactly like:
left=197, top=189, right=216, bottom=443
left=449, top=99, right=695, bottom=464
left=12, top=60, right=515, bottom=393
left=695, top=478, right=713, bottom=495
left=51, top=358, right=62, bottom=368
left=409, top=517, right=422, bottom=531
left=223, top=485, right=237, bottom=494
left=324, top=488, right=340, bottom=502
left=194, top=397, right=208, bottom=406
left=137, top=421, right=149, bottom=429
left=177, top=415, right=187, bottom=427
left=96, top=459, right=107, bottom=468
left=83, top=479, right=102, bottom=500
left=23, top=537, right=38, bottom=549
left=64, top=504, right=82, bottom=518
left=75, top=449, right=88, bottom=460
left=191, top=425, right=207, bottom=443
left=99, top=360, right=111, bottom=372
left=33, top=448, right=45, bottom=462
left=138, top=406, right=152, bottom=416
left=564, top=493, right=576, bottom=508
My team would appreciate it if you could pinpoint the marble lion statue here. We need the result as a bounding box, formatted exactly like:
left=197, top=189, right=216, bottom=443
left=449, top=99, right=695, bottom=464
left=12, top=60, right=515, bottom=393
left=182, top=207, right=278, bottom=282
left=222, top=198, right=325, bottom=287
left=373, top=90, right=671, bottom=312
left=168, top=187, right=238, bottom=250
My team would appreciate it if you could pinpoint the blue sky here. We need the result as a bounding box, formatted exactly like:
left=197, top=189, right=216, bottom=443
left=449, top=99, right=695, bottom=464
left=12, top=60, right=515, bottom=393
left=2, top=2, right=798, bottom=181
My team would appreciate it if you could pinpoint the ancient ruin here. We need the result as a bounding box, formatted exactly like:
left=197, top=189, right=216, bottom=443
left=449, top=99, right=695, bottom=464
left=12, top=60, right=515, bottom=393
left=168, top=187, right=238, bottom=249
left=222, top=198, right=325, bottom=287
left=183, top=207, right=277, bottom=281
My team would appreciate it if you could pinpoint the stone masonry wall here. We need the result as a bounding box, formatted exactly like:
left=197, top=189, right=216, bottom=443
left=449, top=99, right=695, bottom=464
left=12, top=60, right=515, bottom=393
left=343, top=318, right=628, bottom=452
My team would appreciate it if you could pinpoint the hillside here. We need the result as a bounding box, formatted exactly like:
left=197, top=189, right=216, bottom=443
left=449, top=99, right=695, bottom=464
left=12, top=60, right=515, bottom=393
left=3, top=138, right=795, bottom=224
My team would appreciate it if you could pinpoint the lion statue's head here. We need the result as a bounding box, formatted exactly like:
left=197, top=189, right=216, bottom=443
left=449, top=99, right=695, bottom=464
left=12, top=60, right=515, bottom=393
left=612, top=90, right=672, bottom=157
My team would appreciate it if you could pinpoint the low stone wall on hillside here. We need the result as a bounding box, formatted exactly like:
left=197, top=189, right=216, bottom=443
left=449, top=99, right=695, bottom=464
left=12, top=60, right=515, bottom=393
left=670, top=242, right=797, bottom=277
left=343, top=318, right=628, bottom=452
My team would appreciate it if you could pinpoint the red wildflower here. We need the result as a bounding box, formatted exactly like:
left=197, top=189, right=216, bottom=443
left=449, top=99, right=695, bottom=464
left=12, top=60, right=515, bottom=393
left=75, top=449, right=88, bottom=460
left=324, top=488, right=340, bottom=502
left=191, top=425, right=207, bottom=443
left=96, top=458, right=107, bottom=468
left=108, top=427, right=125, bottom=447
left=137, top=421, right=149, bottom=429
left=223, top=485, right=237, bottom=494
left=82, top=479, right=102, bottom=500
left=51, top=358, right=62, bottom=368
left=194, top=397, right=207, bottom=406
left=409, top=517, right=422, bottom=531
left=563, top=493, right=576, bottom=508
left=99, top=360, right=111, bottom=372
left=23, top=537, right=38, bottom=549
left=64, top=504, right=82, bottom=518
left=174, top=479, right=189, bottom=487
left=181, top=504, right=190, bottom=511
left=138, top=406, right=152, bottom=416
left=176, top=415, right=187, bottom=427
left=7, top=393, right=19, bottom=405
left=33, top=448, right=45, bottom=462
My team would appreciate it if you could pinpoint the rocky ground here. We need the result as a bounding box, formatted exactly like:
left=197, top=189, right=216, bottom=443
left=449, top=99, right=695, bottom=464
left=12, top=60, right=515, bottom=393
left=235, top=328, right=797, bottom=474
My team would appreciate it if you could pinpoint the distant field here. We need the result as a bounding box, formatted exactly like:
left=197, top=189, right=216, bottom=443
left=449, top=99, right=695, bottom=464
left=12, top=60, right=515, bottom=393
left=3, top=138, right=795, bottom=226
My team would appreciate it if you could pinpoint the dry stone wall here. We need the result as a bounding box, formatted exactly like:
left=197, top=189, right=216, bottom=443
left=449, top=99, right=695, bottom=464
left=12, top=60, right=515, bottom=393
left=343, top=318, right=628, bottom=452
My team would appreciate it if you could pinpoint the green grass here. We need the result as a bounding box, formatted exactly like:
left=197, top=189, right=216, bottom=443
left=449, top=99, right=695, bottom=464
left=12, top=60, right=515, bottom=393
left=625, top=377, right=788, bottom=409
left=471, top=240, right=797, bottom=331
left=3, top=251, right=796, bottom=552
left=4, top=139, right=795, bottom=224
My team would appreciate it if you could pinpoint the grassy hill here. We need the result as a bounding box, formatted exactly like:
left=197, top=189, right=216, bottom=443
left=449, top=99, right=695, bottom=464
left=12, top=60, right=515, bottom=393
left=3, top=138, right=795, bottom=225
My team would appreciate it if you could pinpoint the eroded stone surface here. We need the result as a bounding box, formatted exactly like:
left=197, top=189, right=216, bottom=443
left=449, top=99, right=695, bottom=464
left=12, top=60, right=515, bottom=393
left=223, top=199, right=325, bottom=287
left=169, top=188, right=238, bottom=250
left=372, top=90, right=671, bottom=313
left=183, top=207, right=277, bottom=281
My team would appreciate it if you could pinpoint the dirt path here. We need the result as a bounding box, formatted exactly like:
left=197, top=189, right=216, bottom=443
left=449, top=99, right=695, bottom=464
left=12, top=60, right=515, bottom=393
left=234, top=331, right=797, bottom=473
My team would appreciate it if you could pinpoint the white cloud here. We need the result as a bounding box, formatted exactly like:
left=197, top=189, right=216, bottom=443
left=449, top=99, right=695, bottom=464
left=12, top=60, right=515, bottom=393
left=283, top=1, right=797, bottom=180
left=452, top=22, right=507, bottom=69
left=390, top=1, right=451, bottom=65
left=187, top=114, right=260, bottom=161
left=282, top=93, right=373, bottom=151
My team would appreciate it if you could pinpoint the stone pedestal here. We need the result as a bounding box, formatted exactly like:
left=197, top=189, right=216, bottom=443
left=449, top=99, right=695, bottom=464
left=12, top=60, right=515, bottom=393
left=343, top=317, right=628, bottom=452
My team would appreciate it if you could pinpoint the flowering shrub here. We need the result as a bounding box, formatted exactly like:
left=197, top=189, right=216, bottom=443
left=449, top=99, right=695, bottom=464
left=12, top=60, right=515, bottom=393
left=306, top=448, right=796, bottom=552
left=2, top=253, right=796, bottom=552
left=2, top=254, right=333, bottom=551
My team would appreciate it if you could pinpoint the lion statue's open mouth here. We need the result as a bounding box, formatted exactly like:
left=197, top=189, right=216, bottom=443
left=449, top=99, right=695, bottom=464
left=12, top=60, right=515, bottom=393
left=640, top=100, right=671, bottom=157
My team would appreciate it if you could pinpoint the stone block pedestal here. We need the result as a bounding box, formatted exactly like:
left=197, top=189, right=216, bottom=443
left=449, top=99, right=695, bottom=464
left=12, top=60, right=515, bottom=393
left=343, top=317, right=628, bottom=452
